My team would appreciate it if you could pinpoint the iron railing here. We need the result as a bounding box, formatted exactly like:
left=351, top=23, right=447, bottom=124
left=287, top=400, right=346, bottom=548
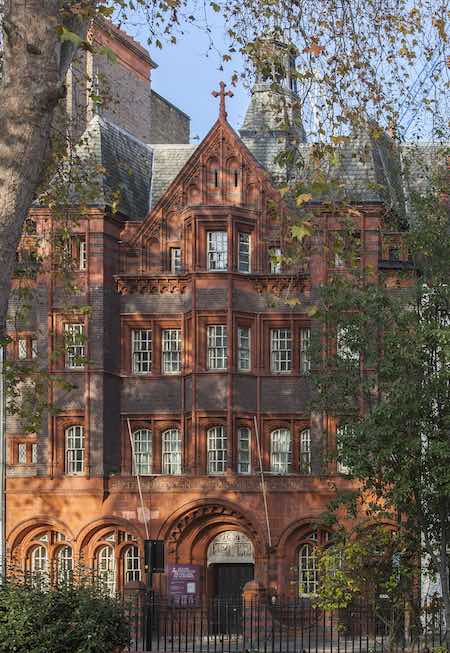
left=123, top=592, right=448, bottom=653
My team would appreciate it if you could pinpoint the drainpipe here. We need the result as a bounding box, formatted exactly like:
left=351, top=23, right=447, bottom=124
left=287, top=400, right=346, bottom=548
left=0, top=346, right=6, bottom=577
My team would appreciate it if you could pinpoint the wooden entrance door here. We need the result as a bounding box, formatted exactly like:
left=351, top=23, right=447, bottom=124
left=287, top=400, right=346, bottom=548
left=210, top=563, right=254, bottom=634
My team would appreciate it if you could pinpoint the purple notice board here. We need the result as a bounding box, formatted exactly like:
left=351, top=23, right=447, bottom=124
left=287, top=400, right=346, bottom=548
left=167, top=564, right=201, bottom=605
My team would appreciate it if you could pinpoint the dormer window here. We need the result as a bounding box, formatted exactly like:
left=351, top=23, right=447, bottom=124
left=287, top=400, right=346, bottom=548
left=207, top=231, right=227, bottom=271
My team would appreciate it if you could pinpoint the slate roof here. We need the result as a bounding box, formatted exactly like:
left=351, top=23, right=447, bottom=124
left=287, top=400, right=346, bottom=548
left=149, top=144, right=198, bottom=209
left=68, top=115, right=153, bottom=220
left=239, top=82, right=306, bottom=180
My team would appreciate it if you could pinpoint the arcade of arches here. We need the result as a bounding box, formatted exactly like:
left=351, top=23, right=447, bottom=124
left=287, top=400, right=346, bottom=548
left=7, top=504, right=336, bottom=599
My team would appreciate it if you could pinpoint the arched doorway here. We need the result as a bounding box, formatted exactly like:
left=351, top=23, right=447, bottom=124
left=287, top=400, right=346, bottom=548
left=207, top=531, right=254, bottom=600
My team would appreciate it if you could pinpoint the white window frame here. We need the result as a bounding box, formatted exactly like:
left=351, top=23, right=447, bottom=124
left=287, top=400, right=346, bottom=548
left=18, top=338, right=28, bottom=360
left=96, top=545, right=116, bottom=596
left=237, top=326, right=251, bottom=371
left=56, top=545, right=73, bottom=584
left=124, top=545, right=141, bottom=583
left=269, top=247, right=282, bottom=274
left=207, top=325, right=227, bottom=370
left=300, top=428, right=312, bottom=474
left=64, top=323, right=85, bottom=369
left=162, top=329, right=182, bottom=374
left=132, top=429, right=152, bottom=475
left=300, top=327, right=311, bottom=374
left=29, top=544, right=48, bottom=584
left=270, top=428, right=292, bottom=474
left=65, top=425, right=85, bottom=475
left=31, top=338, right=38, bottom=359
left=132, top=329, right=152, bottom=374
left=271, top=328, right=292, bottom=373
left=237, top=426, right=251, bottom=474
left=170, top=247, right=182, bottom=273
left=79, top=238, right=87, bottom=271
left=162, top=428, right=182, bottom=475
left=298, top=543, right=318, bottom=595
left=207, top=426, right=227, bottom=474
left=207, top=231, right=228, bottom=271
left=31, top=442, right=38, bottom=464
left=336, top=425, right=351, bottom=474
left=238, top=232, right=251, bottom=273
left=18, top=443, right=27, bottom=464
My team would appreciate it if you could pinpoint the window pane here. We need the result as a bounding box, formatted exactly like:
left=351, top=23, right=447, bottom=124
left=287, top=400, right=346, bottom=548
left=31, top=338, right=38, bottom=359
left=207, top=325, right=227, bottom=370
left=29, top=545, right=48, bottom=586
left=162, top=329, right=181, bottom=374
left=336, top=425, right=351, bottom=474
left=271, top=329, right=292, bottom=373
left=124, top=545, right=141, bottom=583
left=269, top=247, right=282, bottom=274
left=56, top=545, right=73, bottom=584
left=31, top=443, right=38, bottom=464
left=79, top=239, right=87, bottom=271
left=237, top=327, right=250, bottom=371
left=207, top=232, right=227, bottom=271
left=337, top=327, right=359, bottom=362
left=18, top=443, right=27, bottom=464
left=65, top=425, right=84, bottom=474
left=300, top=429, right=312, bottom=474
left=207, top=426, right=227, bottom=473
left=18, top=338, right=28, bottom=360
left=96, top=545, right=116, bottom=596
left=133, top=429, right=152, bottom=475
left=270, top=428, right=292, bottom=474
left=64, top=323, right=85, bottom=369
left=238, top=427, right=251, bottom=474
left=299, top=543, right=318, bottom=595
left=132, top=329, right=152, bottom=373
left=171, top=248, right=182, bottom=273
left=238, top=232, right=250, bottom=273
left=300, top=328, right=311, bottom=374
left=162, top=428, right=182, bottom=474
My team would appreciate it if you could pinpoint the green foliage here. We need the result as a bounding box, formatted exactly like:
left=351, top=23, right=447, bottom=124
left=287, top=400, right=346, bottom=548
left=0, top=577, right=130, bottom=653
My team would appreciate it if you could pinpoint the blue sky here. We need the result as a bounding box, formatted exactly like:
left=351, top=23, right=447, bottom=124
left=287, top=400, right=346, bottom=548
left=130, top=14, right=250, bottom=141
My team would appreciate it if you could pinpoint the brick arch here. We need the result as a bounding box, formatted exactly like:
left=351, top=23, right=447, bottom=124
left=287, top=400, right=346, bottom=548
left=275, top=515, right=327, bottom=559
left=76, top=516, right=144, bottom=557
left=7, top=516, right=74, bottom=556
left=158, top=499, right=266, bottom=563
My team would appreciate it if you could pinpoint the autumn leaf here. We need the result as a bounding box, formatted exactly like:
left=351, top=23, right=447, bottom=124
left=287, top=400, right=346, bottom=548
left=291, top=222, right=312, bottom=241
left=307, top=304, right=319, bottom=317
left=295, top=193, right=313, bottom=206
left=303, top=43, right=324, bottom=56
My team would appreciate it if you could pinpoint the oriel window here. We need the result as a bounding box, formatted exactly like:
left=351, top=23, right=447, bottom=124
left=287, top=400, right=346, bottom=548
left=207, top=231, right=227, bottom=271
left=132, top=329, right=152, bottom=373
left=162, top=329, right=181, bottom=374
left=207, top=325, right=227, bottom=370
left=238, top=232, right=251, bottom=273
left=271, top=328, right=292, bottom=373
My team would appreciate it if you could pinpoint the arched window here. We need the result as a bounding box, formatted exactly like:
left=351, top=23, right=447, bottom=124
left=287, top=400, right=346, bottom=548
left=124, top=545, right=141, bottom=584
left=132, top=429, right=152, bottom=475
left=162, top=428, right=182, bottom=475
left=207, top=157, right=221, bottom=201
left=207, top=426, right=227, bottom=474
left=298, top=543, right=318, bottom=595
left=29, top=544, right=48, bottom=585
left=56, top=545, right=73, bottom=584
left=300, top=429, right=312, bottom=474
left=96, top=545, right=116, bottom=596
left=65, top=425, right=84, bottom=474
left=270, top=428, right=292, bottom=474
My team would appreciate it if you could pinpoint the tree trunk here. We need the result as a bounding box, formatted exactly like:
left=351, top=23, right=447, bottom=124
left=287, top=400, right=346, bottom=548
left=0, top=0, right=87, bottom=339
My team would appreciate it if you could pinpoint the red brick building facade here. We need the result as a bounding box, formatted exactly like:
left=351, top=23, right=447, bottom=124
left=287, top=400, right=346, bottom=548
left=5, top=26, right=413, bottom=601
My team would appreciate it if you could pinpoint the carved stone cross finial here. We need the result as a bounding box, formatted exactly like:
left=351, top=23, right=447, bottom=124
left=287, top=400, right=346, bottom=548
left=212, top=81, right=234, bottom=121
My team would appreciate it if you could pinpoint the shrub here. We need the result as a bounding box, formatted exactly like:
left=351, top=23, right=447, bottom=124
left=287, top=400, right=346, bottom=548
left=0, top=577, right=130, bottom=653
